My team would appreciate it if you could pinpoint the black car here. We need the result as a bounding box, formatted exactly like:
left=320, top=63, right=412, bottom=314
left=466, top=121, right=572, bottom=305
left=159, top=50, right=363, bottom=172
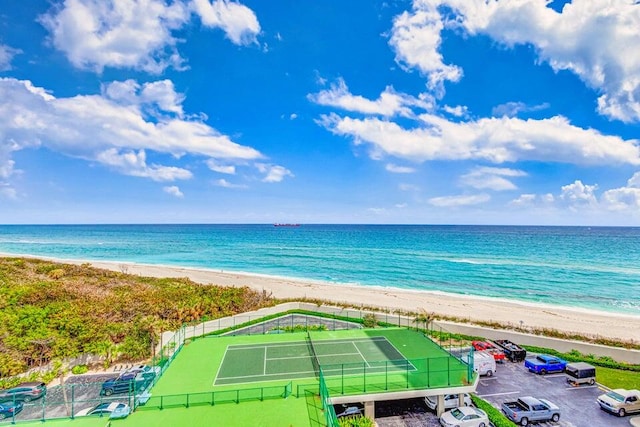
left=0, top=401, right=24, bottom=419
left=100, top=372, right=138, bottom=396
left=0, top=382, right=46, bottom=403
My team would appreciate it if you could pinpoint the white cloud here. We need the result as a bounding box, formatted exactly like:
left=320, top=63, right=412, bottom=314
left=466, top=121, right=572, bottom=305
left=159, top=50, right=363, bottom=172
left=163, top=185, right=184, bottom=197
left=492, top=101, right=550, bottom=118
left=460, top=166, right=526, bottom=191
left=206, top=159, right=236, bottom=174
left=401, top=0, right=640, bottom=122
left=289, top=113, right=298, bottom=120
left=386, top=163, right=416, bottom=174
left=628, top=172, right=640, bottom=188
left=399, top=183, right=420, bottom=192
left=191, top=0, right=261, bottom=45
left=308, top=78, right=433, bottom=117
left=0, top=44, right=21, bottom=71
left=428, top=193, right=490, bottom=207
left=560, top=180, right=598, bottom=207
left=0, top=78, right=264, bottom=186
left=389, top=4, right=462, bottom=95
left=395, top=203, right=408, bottom=208
left=318, top=113, right=640, bottom=166
left=0, top=183, right=17, bottom=200
left=442, top=105, right=467, bottom=117
left=214, top=178, right=247, bottom=188
left=40, top=0, right=261, bottom=73
left=601, top=187, right=640, bottom=211
left=256, top=163, right=294, bottom=183
left=96, top=148, right=192, bottom=181
left=509, top=193, right=554, bottom=207
left=40, top=0, right=190, bottom=73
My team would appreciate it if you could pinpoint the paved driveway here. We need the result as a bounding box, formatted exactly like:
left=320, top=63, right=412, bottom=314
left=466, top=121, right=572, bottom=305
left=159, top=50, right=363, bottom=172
left=477, top=357, right=630, bottom=427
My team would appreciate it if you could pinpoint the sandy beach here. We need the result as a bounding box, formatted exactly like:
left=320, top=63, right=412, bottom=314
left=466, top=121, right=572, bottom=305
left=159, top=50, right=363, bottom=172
left=51, top=258, right=639, bottom=343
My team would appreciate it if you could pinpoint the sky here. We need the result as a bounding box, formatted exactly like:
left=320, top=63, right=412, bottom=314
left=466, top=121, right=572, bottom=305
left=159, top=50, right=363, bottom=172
left=0, top=0, right=639, bottom=225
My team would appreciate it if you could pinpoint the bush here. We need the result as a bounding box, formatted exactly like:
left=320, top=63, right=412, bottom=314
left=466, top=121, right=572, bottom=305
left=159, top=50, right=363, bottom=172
left=71, top=365, right=88, bottom=375
left=338, top=415, right=374, bottom=427
left=471, top=395, right=516, bottom=427
left=362, top=314, right=378, bottom=328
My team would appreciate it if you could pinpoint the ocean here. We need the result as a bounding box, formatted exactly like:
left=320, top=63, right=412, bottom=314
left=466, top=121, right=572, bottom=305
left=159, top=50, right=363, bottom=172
left=0, top=224, right=639, bottom=316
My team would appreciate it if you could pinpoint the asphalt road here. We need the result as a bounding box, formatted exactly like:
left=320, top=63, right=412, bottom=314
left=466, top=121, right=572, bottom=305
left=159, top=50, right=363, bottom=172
left=476, top=356, right=630, bottom=427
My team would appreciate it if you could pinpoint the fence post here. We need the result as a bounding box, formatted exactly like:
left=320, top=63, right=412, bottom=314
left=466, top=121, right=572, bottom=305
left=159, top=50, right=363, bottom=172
left=211, top=391, right=215, bottom=406
left=71, top=384, right=75, bottom=418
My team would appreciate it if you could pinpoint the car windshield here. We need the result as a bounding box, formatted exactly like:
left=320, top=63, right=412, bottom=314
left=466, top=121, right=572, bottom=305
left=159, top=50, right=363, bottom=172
left=449, top=408, right=464, bottom=420
left=607, top=392, right=625, bottom=402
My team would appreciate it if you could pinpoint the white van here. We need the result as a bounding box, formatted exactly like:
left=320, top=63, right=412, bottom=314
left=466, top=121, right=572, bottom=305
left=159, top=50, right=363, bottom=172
left=473, top=351, right=496, bottom=377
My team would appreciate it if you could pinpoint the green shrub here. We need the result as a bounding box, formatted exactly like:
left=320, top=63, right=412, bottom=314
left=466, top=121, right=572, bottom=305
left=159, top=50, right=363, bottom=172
left=471, top=395, right=516, bottom=427
left=362, top=314, right=378, bottom=328
left=337, top=415, right=374, bottom=427
left=71, top=365, right=88, bottom=375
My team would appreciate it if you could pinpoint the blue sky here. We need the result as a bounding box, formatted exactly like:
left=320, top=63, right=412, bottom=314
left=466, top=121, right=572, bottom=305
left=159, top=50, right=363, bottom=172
left=1, top=0, right=639, bottom=225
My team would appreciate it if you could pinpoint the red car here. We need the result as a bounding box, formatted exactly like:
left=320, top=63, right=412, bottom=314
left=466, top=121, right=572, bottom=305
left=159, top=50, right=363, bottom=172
left=472, top=341, right=506, bottom=362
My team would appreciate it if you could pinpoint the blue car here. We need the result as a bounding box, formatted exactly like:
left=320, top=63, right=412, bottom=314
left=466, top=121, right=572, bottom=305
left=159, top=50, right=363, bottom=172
left=0, top=401, right=23, bottom=419
left=524, top=354, right=567, bottom=375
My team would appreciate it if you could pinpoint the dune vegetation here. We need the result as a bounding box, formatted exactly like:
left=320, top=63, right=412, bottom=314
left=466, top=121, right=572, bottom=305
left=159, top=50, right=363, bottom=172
left=0, top=257, right=274, bottom=379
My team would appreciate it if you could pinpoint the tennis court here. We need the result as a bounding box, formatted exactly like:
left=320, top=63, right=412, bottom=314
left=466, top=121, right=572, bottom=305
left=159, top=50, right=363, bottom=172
left=214, top=335, right=415, bottom=385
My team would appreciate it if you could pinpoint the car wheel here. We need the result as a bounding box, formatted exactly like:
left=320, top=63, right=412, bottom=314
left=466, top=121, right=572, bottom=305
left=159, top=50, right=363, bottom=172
left=540, top=369, right=547, bottom=375
left=618, top=408, right=626, bottom=417
left=551, top=413, right=560, bottom=422
left=479, top=423, right=486, bottom=427
left=104, top=389, right=114, bottom=396
left=589, top=379, right=595, bottom=385
left=486, top=370, right=493, bottom=377
left=520, top=417, right=529, bottom=426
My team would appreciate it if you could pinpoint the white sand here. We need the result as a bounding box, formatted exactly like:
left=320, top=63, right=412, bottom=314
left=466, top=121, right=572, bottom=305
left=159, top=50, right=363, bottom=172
left=52, top=258, right=640, bottom=343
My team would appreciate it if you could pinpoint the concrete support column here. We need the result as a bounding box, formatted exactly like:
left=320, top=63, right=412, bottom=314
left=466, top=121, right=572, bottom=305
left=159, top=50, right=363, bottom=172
left=436, top=395, right=445, bottom=417
left=364, top=400, right=375, bottom=419
left=458, top=392, right=466, bottom=407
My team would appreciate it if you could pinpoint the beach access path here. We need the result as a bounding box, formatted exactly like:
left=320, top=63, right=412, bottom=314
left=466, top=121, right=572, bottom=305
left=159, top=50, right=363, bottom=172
left=71, top=259, right=640, bottom=344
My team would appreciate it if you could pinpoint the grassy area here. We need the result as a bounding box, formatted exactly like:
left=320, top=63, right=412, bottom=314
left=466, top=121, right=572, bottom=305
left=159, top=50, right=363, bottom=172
left=596, top=366, right=640, bottom=389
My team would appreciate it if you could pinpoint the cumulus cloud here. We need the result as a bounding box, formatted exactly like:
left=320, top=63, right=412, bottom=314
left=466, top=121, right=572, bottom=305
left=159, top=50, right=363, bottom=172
left=40, top=0, right=260, bottom=73
left=256, top=163, right=293, bottom=183
left=191, top=0, right=261, bottom=45
left=0, top=44, right=21, bottom=71
left=492, top=101, right=550, bottom=118
left=308, top=78, right=433, bottom=117
left=601, top=172, right=640, bottom=211
left=389, top=4, right=462, bottom=95
left=428, top=193, right=490, bottom=207
left=442, top=105, right=468, bottom=117
left=318, top=112, right=640, bottom=166
left=214, top=178, right=247, bottom=188
left=560, top=180, right=599, bottom=207
left=510, top=193, right=554, bottom=207
left=206, top=159, right=236, bottom=174
left=0, top=77, right=264, bottom=187
left=460, top=166, right=526, bottom=191
left=395, top=0, right=640, bottom=122
left=163, top=185, right=184, bottom=197
left=386, top=163, right=416, bottom=174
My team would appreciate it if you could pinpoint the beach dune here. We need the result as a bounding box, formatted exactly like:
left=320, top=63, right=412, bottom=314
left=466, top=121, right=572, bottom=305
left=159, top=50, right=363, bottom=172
left=74, top=259, right=640, bottom=343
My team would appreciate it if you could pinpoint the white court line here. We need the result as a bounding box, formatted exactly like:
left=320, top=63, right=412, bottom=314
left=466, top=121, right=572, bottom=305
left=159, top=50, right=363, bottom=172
left=381, top=337, right=418, bottom=372
left=352, top=342, right=372, bottom=368
left=267, top=353, right=361, bottom=361
left=212, top=344, right=231, bottom=386
left=478, top=391, right=520, bottom=398
left=227, top=343, right=308, bottom=351
left=218, top=369, right=316, bottom=380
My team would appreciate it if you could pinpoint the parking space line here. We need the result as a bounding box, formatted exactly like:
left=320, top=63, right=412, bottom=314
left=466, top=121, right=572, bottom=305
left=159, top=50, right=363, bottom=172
left=477, top=391, right=520, bottom=398
left=565, top=385, right=598, bottom=390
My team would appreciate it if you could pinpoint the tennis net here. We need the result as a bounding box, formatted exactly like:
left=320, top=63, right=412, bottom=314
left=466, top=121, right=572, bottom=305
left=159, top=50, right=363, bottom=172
left=306, top=331, right=320, bottom=376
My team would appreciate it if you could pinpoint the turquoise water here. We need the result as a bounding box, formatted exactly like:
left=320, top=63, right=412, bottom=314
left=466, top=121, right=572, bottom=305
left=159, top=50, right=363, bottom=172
left=0, top=224, right=639, bottom=315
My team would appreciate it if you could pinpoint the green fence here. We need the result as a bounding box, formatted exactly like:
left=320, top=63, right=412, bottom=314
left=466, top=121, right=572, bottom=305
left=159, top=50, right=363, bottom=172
left=137, top=382, right=292, bottom=411
left=319, top=356, right=472, bottom=397
left=319, top=370, right=338, bottom=427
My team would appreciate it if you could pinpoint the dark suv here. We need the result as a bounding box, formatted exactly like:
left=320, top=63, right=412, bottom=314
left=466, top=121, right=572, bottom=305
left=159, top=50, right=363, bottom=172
left=0, top=382, right=46, bottom=403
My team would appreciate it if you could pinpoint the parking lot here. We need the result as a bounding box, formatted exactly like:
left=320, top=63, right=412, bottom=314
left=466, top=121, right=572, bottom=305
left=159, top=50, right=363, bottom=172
left=477, top=356, right=629, bottom=427
left=0, top=373, right=130, bottom=424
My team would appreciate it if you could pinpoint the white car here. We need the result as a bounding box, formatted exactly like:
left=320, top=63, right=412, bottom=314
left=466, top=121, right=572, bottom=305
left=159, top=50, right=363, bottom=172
left=75, top=402, right=131, bottom=419
left=425, top=393, right=472, bottom=411
left=439, top=406, right=488, bottom=427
